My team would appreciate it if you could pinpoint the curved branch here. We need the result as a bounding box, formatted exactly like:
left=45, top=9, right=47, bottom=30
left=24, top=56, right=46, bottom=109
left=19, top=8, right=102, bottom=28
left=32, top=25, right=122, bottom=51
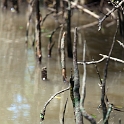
left=40, top=84, right=70, bottom=122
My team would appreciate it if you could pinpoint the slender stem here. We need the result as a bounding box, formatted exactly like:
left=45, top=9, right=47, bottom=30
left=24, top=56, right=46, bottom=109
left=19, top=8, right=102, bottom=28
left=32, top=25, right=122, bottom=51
left=40, top=85, right=70, bottom=122
left=73, top=27, right=83, bottom=124
left=61, top=32, right=66, bottom=81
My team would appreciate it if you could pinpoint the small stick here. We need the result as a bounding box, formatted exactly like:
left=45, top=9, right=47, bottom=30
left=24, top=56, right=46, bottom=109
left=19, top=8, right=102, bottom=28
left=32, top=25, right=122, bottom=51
left=41, top=11, right=54, bottom=26
left=61, top=32, right=66, bottom=81
left=48, top=25, right=61, bottom=57
left=58, top=24, right=64, bottom=53
left=40, top=85, right=70, bottom=122
left=62, top=98, right=68, bottom=124
left=103, top=104, right=113, bottom=124
left=99, top=54, right=124, bottom=64
left=63, top=0, right=100, bottom=19
left=116, top=40, right=124, bottom=48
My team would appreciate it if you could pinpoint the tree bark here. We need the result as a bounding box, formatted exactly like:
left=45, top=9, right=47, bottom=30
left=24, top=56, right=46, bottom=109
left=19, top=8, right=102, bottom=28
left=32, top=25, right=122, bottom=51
left=67, top=0, right=73, bottom=58
left=73, top=27, right=83, bottom=124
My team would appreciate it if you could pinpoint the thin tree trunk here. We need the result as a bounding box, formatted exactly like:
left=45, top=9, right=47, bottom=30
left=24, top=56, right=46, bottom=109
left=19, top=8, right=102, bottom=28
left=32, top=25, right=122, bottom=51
left=36, top=0, right=42, bottom=62
left=73, top=27, right=83, bottom=124
left=2, top=0, right=8, bottom=9
left=12, top=0, right=19, bottom=13
left=61, top=32, right=66, bottom=81
left=67, top=0, right=73, bottom=58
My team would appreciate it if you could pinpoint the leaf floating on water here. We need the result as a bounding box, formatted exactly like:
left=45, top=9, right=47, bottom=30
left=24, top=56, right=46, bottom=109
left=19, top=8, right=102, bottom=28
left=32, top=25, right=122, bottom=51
left=41, top=29, right=45, bottom=33
left=91, top=114, right=97, bottom=119
left=114, top=105, right=123, bottom=109
left=55, top=96, right=61, bottom=99
left=41, top=27, right=49, bottom=33
left=46, top=34, right=51, bottom=38
left=19, top=26, right=23, bottom=30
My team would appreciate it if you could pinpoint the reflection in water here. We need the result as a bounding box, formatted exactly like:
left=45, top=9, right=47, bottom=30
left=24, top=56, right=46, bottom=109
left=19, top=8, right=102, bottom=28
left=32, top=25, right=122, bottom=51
left=7, top=94, right=30, bottom=119
left=0, top=6, right=124, bottom=124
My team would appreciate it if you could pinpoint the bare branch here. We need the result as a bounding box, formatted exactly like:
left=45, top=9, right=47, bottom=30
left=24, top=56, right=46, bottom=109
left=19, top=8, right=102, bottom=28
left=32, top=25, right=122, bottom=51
left=48, top=25, right=61, bottom=57
left=116, top=40, right=124, bottom=48
left=77, top=56, right=105, bottom=65
left=61, top=32, right=66, bottom=81
left=62, top=98, right=68, bottom=124
left=80, top=41, right=96, bottom=124
left=99, top=54, right=124, bottom=64
left=103, top=104, right=113, bottom=124
left=77, top=21, right=98, bottom=31
left=41, top=11, right=54, bottom=26
left=63, top=0, right=100, bottom=19
left=93, top=59, right=102, bottom=85
left=40, top=84, right=70, bottom=122
left=101, top=18, right=119, bottom=124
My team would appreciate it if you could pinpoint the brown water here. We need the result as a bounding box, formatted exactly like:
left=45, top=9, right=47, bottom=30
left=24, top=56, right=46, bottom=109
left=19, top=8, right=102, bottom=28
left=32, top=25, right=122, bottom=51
left=0, top=5, right=124, bottom=124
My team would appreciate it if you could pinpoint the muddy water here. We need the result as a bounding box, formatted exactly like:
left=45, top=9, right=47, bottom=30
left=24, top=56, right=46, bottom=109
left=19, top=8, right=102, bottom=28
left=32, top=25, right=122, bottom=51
left=0, top=5, right=124, bottom=124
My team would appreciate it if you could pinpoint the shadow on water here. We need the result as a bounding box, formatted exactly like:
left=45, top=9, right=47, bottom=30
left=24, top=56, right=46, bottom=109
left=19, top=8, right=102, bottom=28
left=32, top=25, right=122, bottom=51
left=0, top=5, right=124, bottom=124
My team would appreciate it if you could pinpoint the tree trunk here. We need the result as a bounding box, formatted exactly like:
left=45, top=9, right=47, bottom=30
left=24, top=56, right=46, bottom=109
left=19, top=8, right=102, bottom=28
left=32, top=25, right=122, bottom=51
left=67, top=0, right=73, bottom=58
left=36, top=0, right=42, bottom=62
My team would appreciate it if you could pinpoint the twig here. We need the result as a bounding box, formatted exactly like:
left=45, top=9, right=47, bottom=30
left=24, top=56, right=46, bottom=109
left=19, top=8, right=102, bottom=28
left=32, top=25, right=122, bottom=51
left=62, top=98, right=68, bottom=124
left=58, top=24, right=64, bottom=52
left=77, top=56, right=105, bottom=65
left=63, top=0, right=100, bottom=19
left=119, top=118, right=121, bottom=124
left=69, top=69, right=75, bottom=114
left=106, top=21, right=115, bottom=28
left=25, top=0, right=35, bottom=44
left=48, top=25, right=61, bottom=57
left=41, top=11, right=54, bottom=26
left=101, top=18, right=119, bottom=124
left=61, top=32, right=66, bottom=81
left=35, top=0, right=42, bottom=62
left=66, top=0, right=73, bottom=58
left=80, top=41, right=96, bottom=124
left=93, top=59, right=102, bottom=86
left=73, top=27, right=83, bottom=123
left=77, top=21, right=98, bottom=31
left=116, top=40, right=124, bottom=48
left=40, top=84, right=70, bottom=122
left=99, top=54, right=124, bottom=64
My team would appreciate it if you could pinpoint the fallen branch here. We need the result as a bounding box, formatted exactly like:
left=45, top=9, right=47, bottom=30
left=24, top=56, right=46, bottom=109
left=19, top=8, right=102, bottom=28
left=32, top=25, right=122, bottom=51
left=41, top=11, right=54, bottom=26
left=40, top=84, right=70, bottom=122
